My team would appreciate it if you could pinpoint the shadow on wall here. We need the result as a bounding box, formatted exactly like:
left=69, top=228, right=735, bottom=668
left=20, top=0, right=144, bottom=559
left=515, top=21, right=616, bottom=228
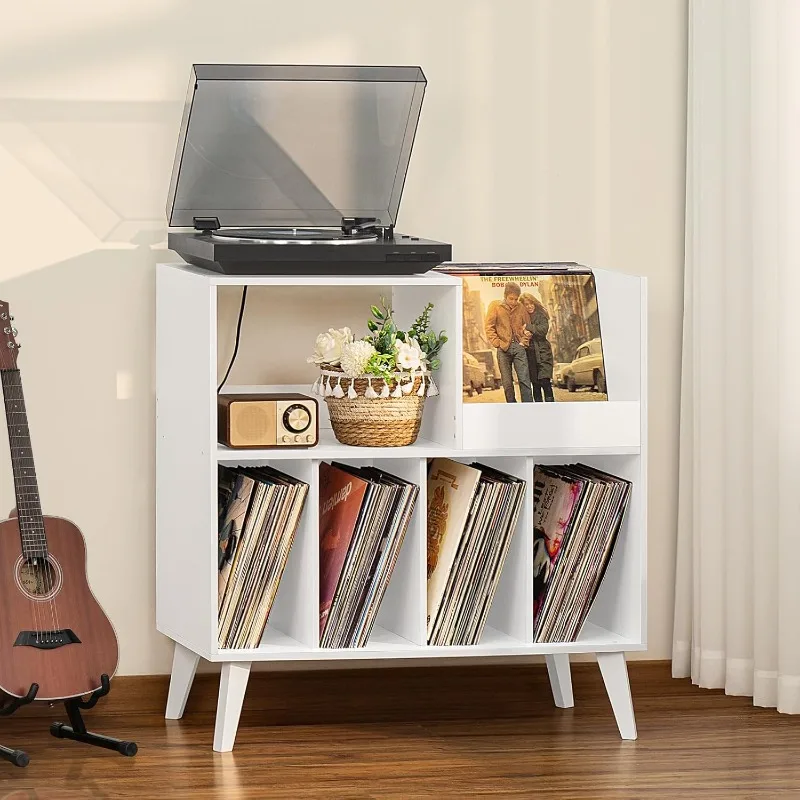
left=0, top=0, right=516, bottom=678
left=0, top=99, right=179, bottom=246
left=0, top=245, right=172, bottom=675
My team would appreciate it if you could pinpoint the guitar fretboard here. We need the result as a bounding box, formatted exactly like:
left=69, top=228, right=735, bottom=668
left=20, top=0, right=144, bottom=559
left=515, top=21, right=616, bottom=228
left=1, top=369, right=46, bottom=559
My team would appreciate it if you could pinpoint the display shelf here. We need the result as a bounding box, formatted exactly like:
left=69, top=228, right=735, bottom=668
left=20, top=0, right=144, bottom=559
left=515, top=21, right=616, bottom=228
left=217, top=431, right=451, bottom=462
left=156, top=262, right=647, bottom=752
left=461, top=400, right=641, bottom=451
left=217, top=429, right=641, bottom=462
left=255, top=626, right=307, bottom=653
left=207, top=623, right=640, bottom=663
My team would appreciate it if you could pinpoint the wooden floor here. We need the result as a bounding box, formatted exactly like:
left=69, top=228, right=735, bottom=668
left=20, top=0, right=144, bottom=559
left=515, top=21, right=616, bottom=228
left=0, top=661, right=797, bottom=799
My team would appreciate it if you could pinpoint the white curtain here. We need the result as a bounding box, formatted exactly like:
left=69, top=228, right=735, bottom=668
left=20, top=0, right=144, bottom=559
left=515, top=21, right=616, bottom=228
left=673, top=0, right=800, bottom=712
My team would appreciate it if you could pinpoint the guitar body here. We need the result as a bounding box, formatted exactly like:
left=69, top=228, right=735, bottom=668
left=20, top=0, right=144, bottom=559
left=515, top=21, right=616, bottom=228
left=0, top=515, right=118, bottom=700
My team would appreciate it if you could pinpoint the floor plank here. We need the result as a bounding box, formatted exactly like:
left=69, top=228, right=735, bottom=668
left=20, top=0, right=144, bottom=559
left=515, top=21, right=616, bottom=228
left=0, top=662, right=797, bottom=798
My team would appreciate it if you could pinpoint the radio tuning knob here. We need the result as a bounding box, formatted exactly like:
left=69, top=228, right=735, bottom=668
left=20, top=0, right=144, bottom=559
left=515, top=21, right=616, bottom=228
left=283, top=404, right=311, bottom=433
left=281, top=435, right=291, bottom=443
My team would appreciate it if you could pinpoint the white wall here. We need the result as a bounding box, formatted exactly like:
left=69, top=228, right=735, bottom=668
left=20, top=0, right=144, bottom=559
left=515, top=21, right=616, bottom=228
left=0, top=0, right=687, bottom=674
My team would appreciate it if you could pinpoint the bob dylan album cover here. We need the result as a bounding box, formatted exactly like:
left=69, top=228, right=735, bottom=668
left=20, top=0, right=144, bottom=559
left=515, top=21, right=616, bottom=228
left=459, top=269, right=608, bottom=404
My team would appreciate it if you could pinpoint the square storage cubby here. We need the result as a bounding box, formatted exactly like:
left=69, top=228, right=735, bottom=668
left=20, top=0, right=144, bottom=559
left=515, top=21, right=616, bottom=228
left=214, top=275, right=463, bottom=453
left=526, top=454, right=644, bottom=649
left=316, top=457, right=427, bottom=652
left=215, top=458, right=317, bottom=655
left=425, top=455, right=532, bottom=650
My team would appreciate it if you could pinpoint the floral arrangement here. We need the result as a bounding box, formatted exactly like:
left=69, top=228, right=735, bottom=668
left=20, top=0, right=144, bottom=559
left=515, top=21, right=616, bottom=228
left=308, top=298, right=447, bottom=400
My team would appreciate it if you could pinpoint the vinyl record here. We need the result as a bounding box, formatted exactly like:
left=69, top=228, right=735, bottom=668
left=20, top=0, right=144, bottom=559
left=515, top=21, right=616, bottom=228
left=212, top=227, right=378, bottom=245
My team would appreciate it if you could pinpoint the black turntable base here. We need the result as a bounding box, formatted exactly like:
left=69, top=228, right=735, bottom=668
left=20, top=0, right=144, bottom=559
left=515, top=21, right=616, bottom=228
left=168, top=229, right=452, bottom=275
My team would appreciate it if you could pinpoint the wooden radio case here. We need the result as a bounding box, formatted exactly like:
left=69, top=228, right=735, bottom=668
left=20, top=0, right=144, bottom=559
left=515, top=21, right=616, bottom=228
left=217, top=393, right=318, bottom=448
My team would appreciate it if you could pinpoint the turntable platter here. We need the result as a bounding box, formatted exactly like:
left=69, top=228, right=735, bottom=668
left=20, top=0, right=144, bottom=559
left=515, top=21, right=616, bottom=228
left=211, top=227, right=378, bottom=245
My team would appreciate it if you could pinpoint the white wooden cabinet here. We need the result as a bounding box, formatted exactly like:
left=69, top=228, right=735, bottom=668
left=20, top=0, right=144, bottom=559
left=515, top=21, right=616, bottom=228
left=156, top=263, right=647, bottom=751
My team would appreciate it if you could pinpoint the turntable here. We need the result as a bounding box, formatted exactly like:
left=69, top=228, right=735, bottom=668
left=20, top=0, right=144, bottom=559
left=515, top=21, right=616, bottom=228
left=166, top=64, right=452, bottom=275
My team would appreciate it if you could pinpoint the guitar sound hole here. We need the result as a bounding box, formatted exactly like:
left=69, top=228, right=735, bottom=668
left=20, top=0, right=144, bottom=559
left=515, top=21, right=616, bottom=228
left=15, top=556, right=61, bottom=601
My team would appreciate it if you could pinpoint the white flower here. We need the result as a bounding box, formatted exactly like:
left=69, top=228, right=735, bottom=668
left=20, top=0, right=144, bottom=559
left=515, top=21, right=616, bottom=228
left=395, top=337, right=426, bottom=372
left=339, top=340, right=376, bottom=377
left=307, top=327, right=353, bottom=365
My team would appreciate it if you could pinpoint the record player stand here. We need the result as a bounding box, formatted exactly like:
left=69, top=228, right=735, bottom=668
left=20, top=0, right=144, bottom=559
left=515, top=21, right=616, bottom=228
left=156, top=263, right=647, bottom=753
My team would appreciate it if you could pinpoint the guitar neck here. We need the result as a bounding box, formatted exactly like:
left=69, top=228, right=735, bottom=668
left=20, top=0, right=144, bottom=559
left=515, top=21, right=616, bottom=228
left=0, top=369, right=46, bottom=558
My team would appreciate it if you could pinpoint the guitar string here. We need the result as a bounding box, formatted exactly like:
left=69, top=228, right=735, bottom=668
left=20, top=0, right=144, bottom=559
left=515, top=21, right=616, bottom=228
left=4, top=371, right=59, bottom=643
left=2, top=372, right=45, bottom=645
left=5, top=374, right=52, bottom=643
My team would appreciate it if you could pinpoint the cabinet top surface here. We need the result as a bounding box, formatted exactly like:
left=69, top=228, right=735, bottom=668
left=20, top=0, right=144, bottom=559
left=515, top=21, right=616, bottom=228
left=157, top=262, right=462, bottom=287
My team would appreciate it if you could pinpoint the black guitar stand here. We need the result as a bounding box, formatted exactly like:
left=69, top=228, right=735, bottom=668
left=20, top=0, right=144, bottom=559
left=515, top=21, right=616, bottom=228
left=0, top=682, right=38, bottom=767
left=50, top=674, right=137, bottom=757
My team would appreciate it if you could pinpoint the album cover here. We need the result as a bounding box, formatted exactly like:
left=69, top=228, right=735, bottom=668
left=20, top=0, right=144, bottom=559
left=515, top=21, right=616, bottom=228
left=318, top=462, right=369, bottom=638
left=440, top=264, right=608, bottom=404
left=217, top=471, right=255, bottom=606
left=532, top=465, right=584, bottom=628
left=426, top=459, right=483, bottom=640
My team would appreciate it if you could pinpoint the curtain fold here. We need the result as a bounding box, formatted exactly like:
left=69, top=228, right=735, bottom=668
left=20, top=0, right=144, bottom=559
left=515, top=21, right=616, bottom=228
left=673, top=0, right=800, bottom=714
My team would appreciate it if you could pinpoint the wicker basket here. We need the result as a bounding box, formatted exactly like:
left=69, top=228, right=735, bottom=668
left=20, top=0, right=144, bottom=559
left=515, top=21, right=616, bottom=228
left=319, top=367, right=428, bottom=447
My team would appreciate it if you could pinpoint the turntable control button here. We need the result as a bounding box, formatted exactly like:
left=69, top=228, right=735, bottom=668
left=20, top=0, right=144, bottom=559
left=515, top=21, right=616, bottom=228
left=282, top=435, right=291, bottom=443
left=293, top=434, right=303, bottom=443
left=305, top=434, right=314, bottom=443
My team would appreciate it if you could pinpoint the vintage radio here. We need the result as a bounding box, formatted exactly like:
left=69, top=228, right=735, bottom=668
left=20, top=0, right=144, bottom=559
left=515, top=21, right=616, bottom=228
left=217, top=393, right=318, bottom=448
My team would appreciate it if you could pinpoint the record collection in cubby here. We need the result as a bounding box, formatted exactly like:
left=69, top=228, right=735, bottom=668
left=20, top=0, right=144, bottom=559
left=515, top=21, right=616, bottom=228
left=215, top=456, right=631, bottom=655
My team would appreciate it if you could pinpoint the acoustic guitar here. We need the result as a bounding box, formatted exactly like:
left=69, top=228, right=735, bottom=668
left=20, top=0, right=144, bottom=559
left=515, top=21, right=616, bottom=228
left=0, top=302, right=118, bottom=700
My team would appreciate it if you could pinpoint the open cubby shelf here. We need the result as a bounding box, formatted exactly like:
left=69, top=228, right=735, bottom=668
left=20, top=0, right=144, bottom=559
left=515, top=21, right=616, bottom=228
left=156, top=262, right=647, bottom=752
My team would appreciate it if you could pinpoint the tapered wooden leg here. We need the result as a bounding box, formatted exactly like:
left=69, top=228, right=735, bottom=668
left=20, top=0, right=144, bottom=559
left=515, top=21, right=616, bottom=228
left=597, top=651, right=637, bottom=740
left=545, top=654, right=573, bottom=708
left=213, top=662, right=251, bottom=753
left=165, top=643, right=200, bottom=720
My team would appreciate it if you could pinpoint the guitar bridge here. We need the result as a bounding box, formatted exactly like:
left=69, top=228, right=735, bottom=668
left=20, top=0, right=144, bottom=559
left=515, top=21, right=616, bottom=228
left=14, top=629, right=80, bottom=650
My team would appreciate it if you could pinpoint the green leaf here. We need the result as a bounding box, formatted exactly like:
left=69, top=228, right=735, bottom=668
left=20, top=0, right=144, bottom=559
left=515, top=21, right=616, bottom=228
left=371, top=305, right=383, bottom=320
left=430, top=358, right=441, bottom=371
